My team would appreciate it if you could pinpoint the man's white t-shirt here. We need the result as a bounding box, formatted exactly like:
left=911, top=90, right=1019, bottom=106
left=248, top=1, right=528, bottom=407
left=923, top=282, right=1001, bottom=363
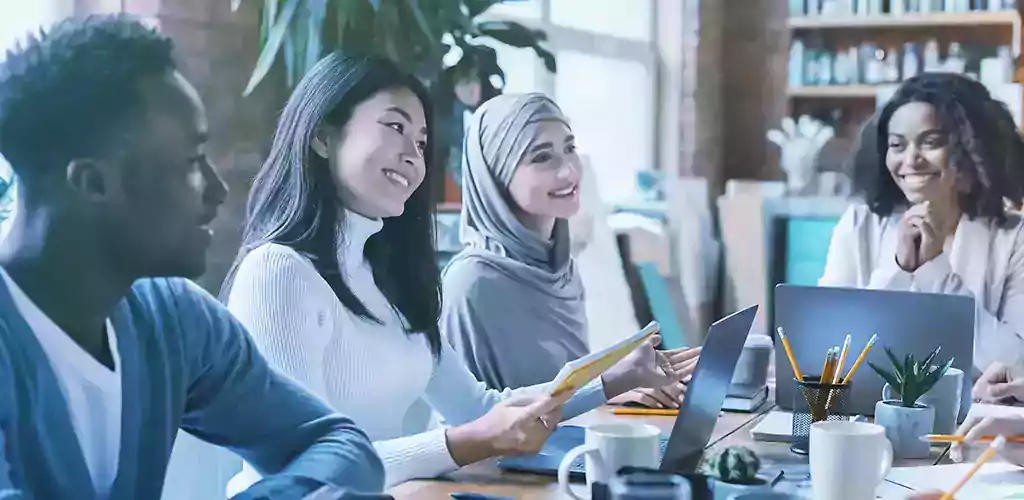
left=0, top=269, right=121, bottom=497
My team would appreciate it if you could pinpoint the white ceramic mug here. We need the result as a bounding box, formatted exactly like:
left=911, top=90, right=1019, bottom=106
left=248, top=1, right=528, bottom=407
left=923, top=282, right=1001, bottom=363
left=882, top=367, right=964, bottom=434
left=809, top=421, right=893, bottom=500
left=557, top=423, right=662, bottom=500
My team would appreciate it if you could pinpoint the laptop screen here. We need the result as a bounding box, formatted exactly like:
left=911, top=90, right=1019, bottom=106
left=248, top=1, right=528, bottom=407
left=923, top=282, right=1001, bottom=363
left=660, top=305, right=757, bottom=474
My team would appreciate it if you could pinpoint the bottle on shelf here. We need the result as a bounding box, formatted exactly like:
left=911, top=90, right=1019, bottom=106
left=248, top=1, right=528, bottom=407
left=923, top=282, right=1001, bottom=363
left=944, top=42, right=966, bottom=73
left=923, top=39, right=942, bottom=72
left=788, top=39, right=806, bottom=88
left=902, top=43, right=920, bottom=80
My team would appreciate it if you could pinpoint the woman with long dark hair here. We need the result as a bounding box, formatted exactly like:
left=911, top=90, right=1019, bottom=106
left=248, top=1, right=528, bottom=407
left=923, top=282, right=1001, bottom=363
left=221, top=53, right=685, bottom=489
left=820, top=72, right=1024, bottom=372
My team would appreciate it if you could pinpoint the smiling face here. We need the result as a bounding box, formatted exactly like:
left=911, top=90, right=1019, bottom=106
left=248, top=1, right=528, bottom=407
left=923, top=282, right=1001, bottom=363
left=885, top=101, right=958, bottom=206
left=507, top=120, right=582, bottom=222
left=320, top=86, right=427, bottom=219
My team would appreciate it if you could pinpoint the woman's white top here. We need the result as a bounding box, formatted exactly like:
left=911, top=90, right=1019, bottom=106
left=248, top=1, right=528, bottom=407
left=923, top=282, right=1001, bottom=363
left=225, top=210, right=605, bottom=489
left=819, top=204, right=1024, bottom=373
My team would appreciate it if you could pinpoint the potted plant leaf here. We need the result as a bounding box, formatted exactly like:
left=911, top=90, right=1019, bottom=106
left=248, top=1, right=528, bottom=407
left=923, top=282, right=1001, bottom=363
left=868, top=346, right=953, bottom=459
left=700, top=445, right=770, bottom=499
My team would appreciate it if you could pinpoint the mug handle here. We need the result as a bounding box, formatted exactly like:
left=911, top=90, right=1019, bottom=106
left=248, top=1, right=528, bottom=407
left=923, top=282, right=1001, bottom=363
left=876, top=437, right=894, bottom=485
left=882, top=383, right=895, bottom=401
left=558, top=444, right=600, bottom=500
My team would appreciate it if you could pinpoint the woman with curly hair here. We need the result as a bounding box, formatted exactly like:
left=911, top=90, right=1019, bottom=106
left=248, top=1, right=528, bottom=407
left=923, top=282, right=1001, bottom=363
left=819, top=72, right=1024, bottom=372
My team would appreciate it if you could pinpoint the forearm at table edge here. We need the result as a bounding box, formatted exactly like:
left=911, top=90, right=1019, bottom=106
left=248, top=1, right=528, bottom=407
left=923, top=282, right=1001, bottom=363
left=241, top=415, right=385, bottom=497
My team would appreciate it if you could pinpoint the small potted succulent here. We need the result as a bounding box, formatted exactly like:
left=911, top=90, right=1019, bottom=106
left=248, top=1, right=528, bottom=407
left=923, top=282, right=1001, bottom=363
left=869, top=346, right=953, bottom=459
left=701, top=445, right=770, bottom=499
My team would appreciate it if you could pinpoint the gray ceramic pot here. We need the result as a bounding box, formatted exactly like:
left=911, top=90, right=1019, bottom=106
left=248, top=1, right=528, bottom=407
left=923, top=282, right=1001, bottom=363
left=713, top=477, right=771, bottom=500
left=874, top=400, right=934, bottom=459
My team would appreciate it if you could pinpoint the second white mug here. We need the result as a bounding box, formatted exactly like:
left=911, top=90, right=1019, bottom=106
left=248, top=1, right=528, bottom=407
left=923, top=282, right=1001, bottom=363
left=810, top=421, right=893, bottom=500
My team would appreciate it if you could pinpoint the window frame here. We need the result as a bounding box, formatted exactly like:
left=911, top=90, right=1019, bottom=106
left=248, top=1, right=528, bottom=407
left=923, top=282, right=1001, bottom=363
left=480, top=0, right=661, bottom=201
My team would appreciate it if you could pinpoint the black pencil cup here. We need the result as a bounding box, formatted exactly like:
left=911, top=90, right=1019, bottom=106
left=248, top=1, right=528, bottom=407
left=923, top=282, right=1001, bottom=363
left=790, top=376, right=850, bottom=455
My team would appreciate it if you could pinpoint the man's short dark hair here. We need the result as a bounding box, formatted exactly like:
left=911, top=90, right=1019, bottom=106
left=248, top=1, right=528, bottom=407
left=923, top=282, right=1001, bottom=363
left=0, top=14, right=176, bottom=185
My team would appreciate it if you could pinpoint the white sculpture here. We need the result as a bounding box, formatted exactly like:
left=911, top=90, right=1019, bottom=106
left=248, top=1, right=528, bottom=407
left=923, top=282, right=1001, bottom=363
left=766, top=115, right=835, bottom=196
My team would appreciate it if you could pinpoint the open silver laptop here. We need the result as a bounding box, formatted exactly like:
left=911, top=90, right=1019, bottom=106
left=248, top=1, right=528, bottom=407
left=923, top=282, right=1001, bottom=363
left=496, top=304, right=758, bottom=478
left=774, top=284, right=974, bottom=418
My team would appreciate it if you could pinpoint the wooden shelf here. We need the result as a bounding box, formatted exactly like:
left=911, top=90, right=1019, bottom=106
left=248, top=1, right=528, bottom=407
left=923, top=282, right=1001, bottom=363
left=787, top=85, right=881, bottom=98
left=788, top=10, right=1020, bottom=29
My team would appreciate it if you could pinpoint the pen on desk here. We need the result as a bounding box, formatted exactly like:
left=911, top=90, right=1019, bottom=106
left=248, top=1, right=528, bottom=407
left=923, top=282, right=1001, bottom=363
left=841, top=333, right=878, bottom=384
left=613, top=407, right=679, bottom=416
left=921, top=434, right=1024, bottom=444
left=940, top=435, right=1006, bottom=500
left=450, top=493, right=515, bottom=500
left=833, top=334, right=852, bottom=384
left=776, top=327, right=804, bottom=382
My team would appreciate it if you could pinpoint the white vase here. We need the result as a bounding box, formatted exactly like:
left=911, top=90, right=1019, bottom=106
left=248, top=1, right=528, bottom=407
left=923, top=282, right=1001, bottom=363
left=874, top=400, right=935, bottom=459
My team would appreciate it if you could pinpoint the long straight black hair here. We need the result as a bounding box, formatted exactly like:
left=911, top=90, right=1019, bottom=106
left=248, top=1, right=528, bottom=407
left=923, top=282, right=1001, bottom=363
left=222, top=52, right=442, bottom=357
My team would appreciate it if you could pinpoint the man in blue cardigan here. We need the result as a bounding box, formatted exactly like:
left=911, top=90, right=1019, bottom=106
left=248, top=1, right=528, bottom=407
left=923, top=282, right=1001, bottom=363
left=0, top=14, right=385, bottom=500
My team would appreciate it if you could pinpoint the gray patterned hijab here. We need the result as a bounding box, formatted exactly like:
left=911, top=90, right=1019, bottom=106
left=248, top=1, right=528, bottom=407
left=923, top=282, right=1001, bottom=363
left=442, top=93, right=588, bottom=389
left=457, top=93, right=580, bottom=295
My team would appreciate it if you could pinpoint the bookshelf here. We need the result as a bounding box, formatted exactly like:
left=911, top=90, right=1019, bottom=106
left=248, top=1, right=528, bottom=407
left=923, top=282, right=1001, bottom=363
left=788, top=10, right=1021, bottom=30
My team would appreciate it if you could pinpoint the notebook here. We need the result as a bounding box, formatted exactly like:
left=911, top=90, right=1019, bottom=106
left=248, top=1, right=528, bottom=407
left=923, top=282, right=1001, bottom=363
left=549, top=321, right=659, bottom=396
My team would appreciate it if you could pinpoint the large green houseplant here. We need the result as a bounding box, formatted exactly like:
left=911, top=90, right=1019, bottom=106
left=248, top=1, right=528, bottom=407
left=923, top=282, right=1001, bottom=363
left=230, top=0, right=556, bottom=198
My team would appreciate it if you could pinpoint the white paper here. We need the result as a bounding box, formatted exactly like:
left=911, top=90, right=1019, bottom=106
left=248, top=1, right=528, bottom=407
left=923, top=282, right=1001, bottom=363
left=886, top=462, right=1024, bottom=499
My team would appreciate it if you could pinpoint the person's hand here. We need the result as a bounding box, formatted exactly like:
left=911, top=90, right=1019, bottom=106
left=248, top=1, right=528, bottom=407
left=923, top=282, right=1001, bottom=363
left=972, top=362, right=1024, bottom=405
left=600, top=336, right=701, bottom=400
left=912, top=201, right=951, bottom=265
left=445, top=392, right=569, bottom=466
left=608, top=381, right=687, bottom=409
left=950, top=414, right=1024, bottom=467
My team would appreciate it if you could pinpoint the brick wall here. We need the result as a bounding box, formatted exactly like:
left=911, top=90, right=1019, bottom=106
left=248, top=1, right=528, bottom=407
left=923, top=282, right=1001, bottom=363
left=76, top=0, right=286, bottom=294
left=673, top=0, right=789, bottom=190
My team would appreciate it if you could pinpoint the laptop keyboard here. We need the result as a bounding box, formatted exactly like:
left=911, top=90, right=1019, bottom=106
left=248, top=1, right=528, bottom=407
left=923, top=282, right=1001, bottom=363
left=567, top=438, right=669, bottom=473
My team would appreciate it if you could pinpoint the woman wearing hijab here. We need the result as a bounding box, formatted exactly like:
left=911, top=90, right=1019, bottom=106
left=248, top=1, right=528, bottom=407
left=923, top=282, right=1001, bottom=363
left=442, top=93, right=701, bottom=409
left=222, top=54, right=695, bottom=490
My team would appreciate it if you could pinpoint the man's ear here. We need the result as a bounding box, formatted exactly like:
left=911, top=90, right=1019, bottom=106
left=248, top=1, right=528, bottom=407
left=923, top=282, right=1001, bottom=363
left=66, top=158, right=114, bottom=202
left=311, top=125, right=331, bottom=159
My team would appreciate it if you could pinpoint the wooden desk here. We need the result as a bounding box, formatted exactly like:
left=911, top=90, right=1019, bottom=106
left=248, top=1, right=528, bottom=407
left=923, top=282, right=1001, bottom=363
left=388, top=403, right=950, bottom=499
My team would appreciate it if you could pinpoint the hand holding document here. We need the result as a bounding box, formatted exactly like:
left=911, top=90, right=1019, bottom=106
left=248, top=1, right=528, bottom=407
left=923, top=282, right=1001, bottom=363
left=549, top=322, right=661, bottom=397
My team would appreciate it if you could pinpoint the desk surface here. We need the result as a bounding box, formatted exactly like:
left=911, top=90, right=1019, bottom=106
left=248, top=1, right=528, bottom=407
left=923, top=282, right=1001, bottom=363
left=387, top=401, right=950, bottom=499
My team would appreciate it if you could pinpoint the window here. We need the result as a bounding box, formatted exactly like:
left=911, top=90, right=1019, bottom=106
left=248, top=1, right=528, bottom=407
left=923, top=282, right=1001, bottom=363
left=0, top=0, right=71, bottom=238
left=479, top=0, right=657, bottom=204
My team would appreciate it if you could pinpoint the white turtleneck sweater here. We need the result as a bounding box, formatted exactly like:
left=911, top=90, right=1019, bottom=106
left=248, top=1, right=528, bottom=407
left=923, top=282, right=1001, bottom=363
left=225, top=210, right=605, bottom=489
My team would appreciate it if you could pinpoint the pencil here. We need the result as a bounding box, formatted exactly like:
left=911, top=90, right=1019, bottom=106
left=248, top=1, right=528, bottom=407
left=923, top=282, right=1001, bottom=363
left=820, top=347, right=837, bottom=385
left=612, top=407, right=679, bottom=416
left=940, top=435, right=1006, bottom=500
left=776, top=327, right=804, bottom=382
left=841, top=334, right=878, bottom=384
left=833, top=334, right=852, bottom=384
left=921, top=434, right=1024, bottom=444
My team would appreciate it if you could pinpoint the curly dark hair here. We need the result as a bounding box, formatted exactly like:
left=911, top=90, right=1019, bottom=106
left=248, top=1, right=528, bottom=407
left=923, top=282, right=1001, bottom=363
left=850, top=72, right=1024, bottom=222
left=0, top=14, right=175, bottom=189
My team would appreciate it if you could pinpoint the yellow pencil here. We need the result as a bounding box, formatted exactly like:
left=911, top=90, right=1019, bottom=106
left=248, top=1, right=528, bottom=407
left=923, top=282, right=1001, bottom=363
left=833, top=334, right=852, bottom=384
left=940, top=435, right=1006, bottom=500
left=776, top=327, right=804, bottom=382
left=921, top=434, right=1024, bottom=444
left=820, top=347, right=837, bottom=385
left=841, top=334, right=878, bottom=384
